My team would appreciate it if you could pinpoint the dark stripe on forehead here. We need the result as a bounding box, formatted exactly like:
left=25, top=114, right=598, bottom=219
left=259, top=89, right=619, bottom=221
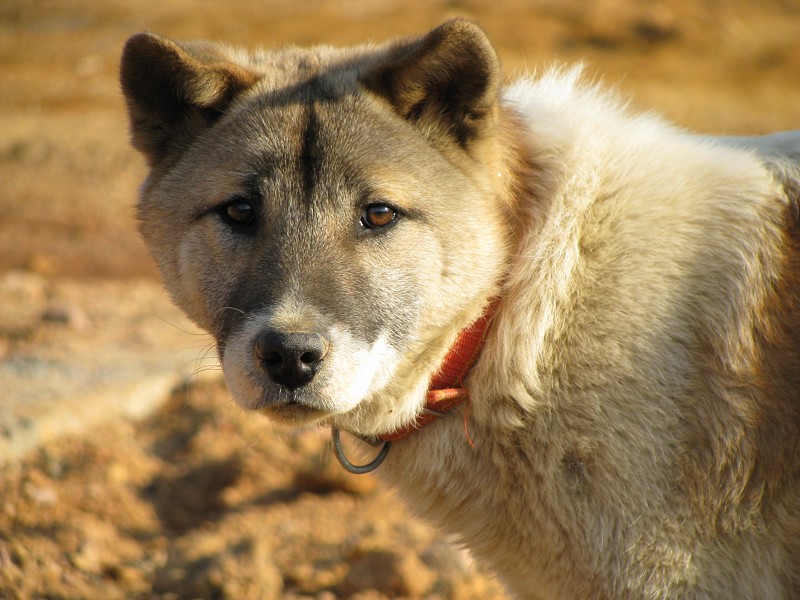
left=299, top=104, right=322, bottom=202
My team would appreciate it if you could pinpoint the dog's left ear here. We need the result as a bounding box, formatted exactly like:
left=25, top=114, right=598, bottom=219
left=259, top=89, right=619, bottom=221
left=361, top=19, right=501, bottom=148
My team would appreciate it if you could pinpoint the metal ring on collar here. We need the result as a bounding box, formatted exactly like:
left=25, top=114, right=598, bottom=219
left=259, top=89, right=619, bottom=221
left=331, top=426, right=392, bottom=475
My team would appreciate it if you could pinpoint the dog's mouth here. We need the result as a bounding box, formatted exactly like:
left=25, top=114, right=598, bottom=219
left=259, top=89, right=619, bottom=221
left=257, top=401, right=329, bottom=425
left=241, top=380, right=336, bottom=426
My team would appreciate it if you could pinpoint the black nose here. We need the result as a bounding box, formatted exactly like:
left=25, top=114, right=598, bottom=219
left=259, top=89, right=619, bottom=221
left=254, top=330, right=329, bottom=389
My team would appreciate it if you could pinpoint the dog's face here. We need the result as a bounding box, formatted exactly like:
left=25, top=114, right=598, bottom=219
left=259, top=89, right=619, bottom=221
left=121, top=21, right=514, bottom=435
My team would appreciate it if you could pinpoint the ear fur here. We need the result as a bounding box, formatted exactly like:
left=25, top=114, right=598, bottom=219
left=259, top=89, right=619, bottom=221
left=120, top=32, right=259, bottom=168
left=361, top=19, right=501, bottom=147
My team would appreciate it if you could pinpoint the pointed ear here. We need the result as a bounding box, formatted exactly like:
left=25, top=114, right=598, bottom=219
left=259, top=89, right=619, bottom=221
left=120, top=32, right=259, bottom=168
left=361, top=19, right=501, bottom=148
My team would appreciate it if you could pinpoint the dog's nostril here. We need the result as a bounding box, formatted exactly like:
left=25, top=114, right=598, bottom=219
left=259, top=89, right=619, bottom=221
left=300, top=349, right=323, bottom=364
left=261, top=350, right=283, bottom=367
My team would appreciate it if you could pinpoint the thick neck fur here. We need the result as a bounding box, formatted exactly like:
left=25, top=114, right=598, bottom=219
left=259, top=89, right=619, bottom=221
left=374, top=69, right=800, bottom=599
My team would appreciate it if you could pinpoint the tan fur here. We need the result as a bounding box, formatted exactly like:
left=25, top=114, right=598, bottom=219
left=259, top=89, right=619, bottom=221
left=121, top=20, right=800, bottom=599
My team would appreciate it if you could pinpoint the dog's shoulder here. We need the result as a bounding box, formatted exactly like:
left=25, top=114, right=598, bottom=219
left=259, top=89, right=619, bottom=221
left=500, top=65, right=800, bottom=424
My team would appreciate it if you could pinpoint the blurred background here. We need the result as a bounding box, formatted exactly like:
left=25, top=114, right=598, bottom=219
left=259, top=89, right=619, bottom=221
left=0, top=1, right=798, bottom=598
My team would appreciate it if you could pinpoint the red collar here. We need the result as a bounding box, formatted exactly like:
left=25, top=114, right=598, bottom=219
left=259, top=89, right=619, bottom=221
left=378, top=299, right=498, bottom=442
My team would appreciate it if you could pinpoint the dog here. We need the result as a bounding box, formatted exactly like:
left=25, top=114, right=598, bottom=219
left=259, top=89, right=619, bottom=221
left=121, top=19, right=800, bottom=599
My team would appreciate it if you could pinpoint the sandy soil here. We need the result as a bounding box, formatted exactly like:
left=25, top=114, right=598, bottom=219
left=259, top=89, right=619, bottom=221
left=0, top=380, right=506, bottom=599
left=0, top=0, right=798, bottom=598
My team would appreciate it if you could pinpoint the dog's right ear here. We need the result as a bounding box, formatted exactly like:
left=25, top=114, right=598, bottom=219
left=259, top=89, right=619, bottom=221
left=120, top=33, right=259, bottom=168
left=361, top=19, right=501, bottom=150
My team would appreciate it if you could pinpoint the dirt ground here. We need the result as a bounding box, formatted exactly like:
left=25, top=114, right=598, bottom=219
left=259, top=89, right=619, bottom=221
left=0, top=379, right=508, bottom=599
left=1, top=0, right=798, bottom=598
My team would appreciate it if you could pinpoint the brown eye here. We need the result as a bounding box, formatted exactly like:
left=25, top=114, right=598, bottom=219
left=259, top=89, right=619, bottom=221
left=222, top=199, right=255, bottom=227
left=361, top=203, right=397, bottom=229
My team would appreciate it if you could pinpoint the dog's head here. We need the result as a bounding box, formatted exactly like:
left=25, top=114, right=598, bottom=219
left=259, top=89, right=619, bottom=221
left=121, top=20, right=515, bottom=435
